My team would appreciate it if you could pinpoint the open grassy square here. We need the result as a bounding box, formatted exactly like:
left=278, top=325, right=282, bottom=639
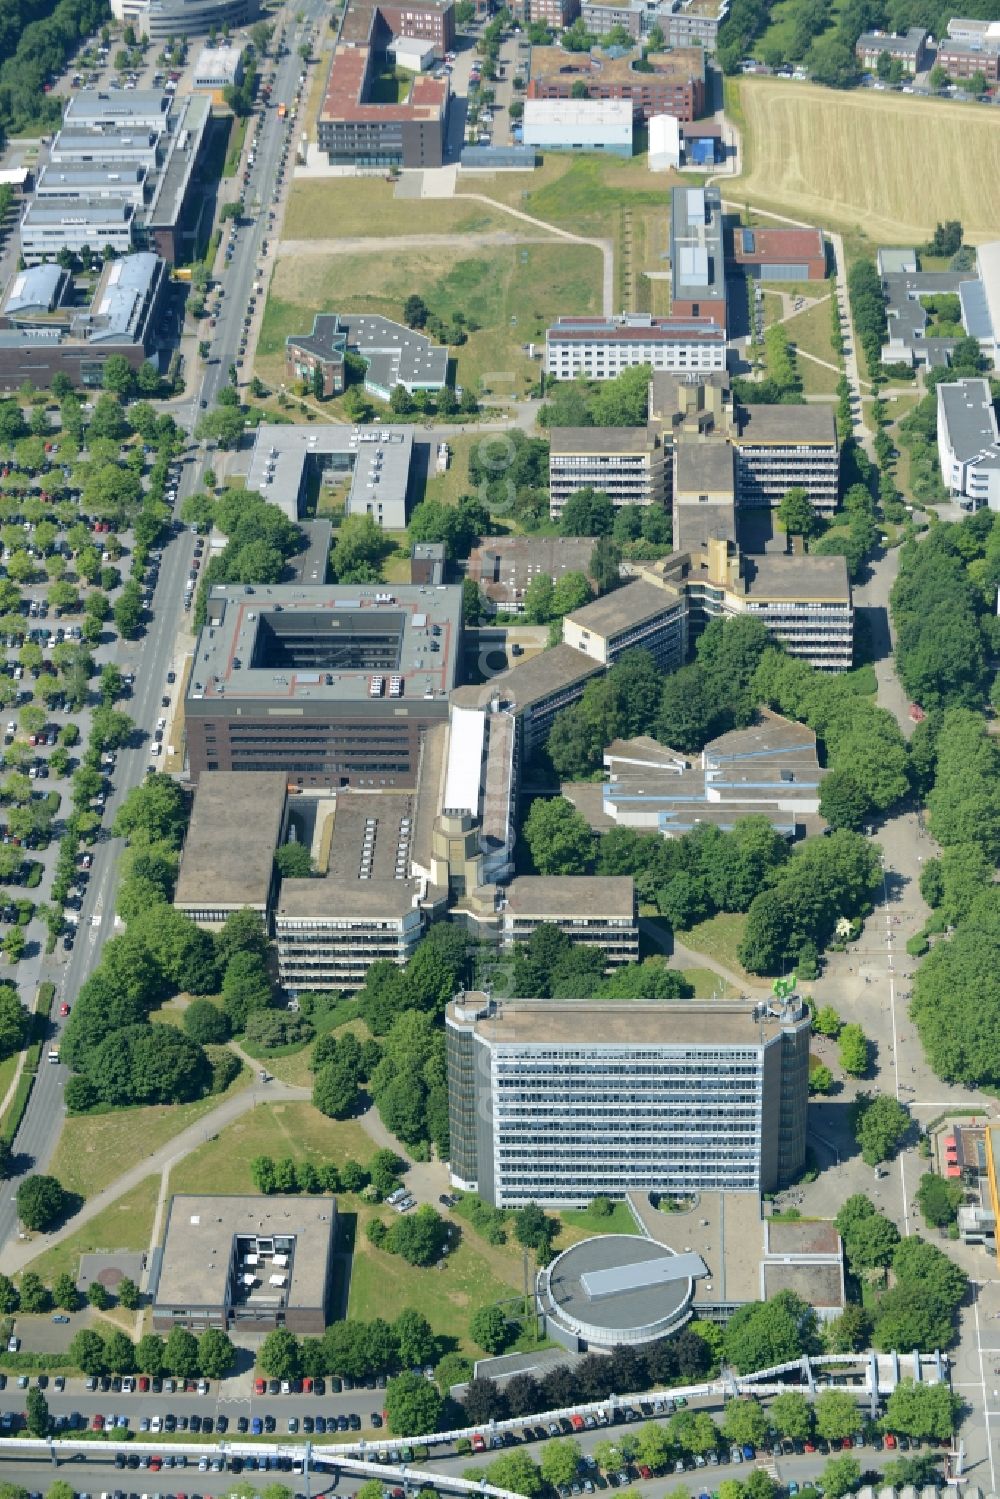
left=282, top=178, right=516, bottom=240
left=259, top=241, right=602, bottom=397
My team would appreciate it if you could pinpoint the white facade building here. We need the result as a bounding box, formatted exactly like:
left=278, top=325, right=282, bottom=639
left=522, top=98, right=635, bottom=156
left=20, top=200, right=135, bottom=262
left=937, top=378, right=1000, bottom=510
left=648, top=112, right=681, bottom=170
left=545, top=314, right=726, bottom=379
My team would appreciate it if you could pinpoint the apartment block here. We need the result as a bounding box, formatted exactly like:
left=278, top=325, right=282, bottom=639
left=500, top=876, right=638, bottom=968
left=548, top=426, right=668, bottom=518
left=446, top=991, right=811, bottom=1206
left=562, top=578, right=688, bottom=669
left=937, top=377, right=1000, bottom=509
left=545, top=314, right=726, bottom=379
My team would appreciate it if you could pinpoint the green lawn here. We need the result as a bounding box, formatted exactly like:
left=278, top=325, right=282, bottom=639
left=260, top=242, right=601, bottom=398
left=282, top=178, right=515, bottom=240
left=46, top=1069, right=250, bottom=1200
left=458, top=152, right=682, bottom=239
left=559, top=1202, right=640, bottom=1237
left=681, top=913, right=754, bottom=984
left=22, top=1177, right=160, bottom=1285
left=168, top=1102, right=374, bottom=1195
left=680, top=966, right=740, bottom=999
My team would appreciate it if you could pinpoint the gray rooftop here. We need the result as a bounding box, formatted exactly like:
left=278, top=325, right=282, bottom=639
left=64, top=89, right=170, bottom=129
left=188, top=583, right=462, bottom=708
left=736, top=404, right=837, bottom=444
left=669, top=185, right=725, bottom=306
left=86, top=252, right=162, bottom=342
left=154, top=1194, right=335, bottom=1314
left=450, top=641, right=602, bottom=714
left=939, top=377, right=1000, bottom=461
left=277, top=875, right=420, bottom=920
left=173, top=771, right=287, bottom=911
left=857, top=25, right=926, bottom=53
left=564, top=579, right=681, bottom=640
left=505, top=875, right=635, bottom=919
left=745, top=552, right=850, bottom=603
left=50, top=127, right=160, bottom=160
left=36, top=163, right=146, bottom=195
left=548, top=1235, right=702, bottom=1332
left=145, top=92, right=211, bottom=234
left=549, top=426, right=655, bottom=454
left=21, top=198, right=133, bottom=225
left=246, top=422, right=415, bottom=526
left=287, top=312, right=448, bottom=393
left=581, top=1250, right=708, bottom=1300
left=2, top=263, right=68, bottom=316
left=448, top=994, right=809, bottom=1048
left=674, top=501, right=737, bottom=551
left=674, top=439, right=735, bottom=495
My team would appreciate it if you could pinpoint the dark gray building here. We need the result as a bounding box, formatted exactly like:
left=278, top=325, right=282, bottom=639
left=446, top=992, right=811, bottom=1207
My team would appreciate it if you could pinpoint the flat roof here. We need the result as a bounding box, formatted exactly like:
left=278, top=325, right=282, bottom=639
left=549, top=426, right=654, bottom=453
left=529, top=43, right=705, bottom=86
left=523, top=97, right=634, bottom=127
left=187, top=583, right=462, bottom=708
left=448, top=995, right=808, bottom=1047
left=548, top=315, right=725, bottom=345
left=581, top=1251, right=707, bottom=1299
left=548, top=1236, right=702, bottom=1332
left=321, top=41, right=448, bottom=124
left=64, top=88, right=170, bottom=126
left=277, top=875, right=420, bottom=920
left=469, top=536, right=598, bottom=592
left=674, top=440, right=734, bottom=494
left=762, top=1260, right=844, bottom=1307
left=154, top=1194, right=335, bottom=1313
left=505, top=875, right=635, bottom=919
left=737, top=403, right=838, bottom=444
left=939, top=377, right=1000, bottom=460
left=745, top=552, right=850, bottom=603
left=670, top=184, right=724, bottom=306
left=450, top=641, right=602, bottom=714
left=325, top=789, right=426, bottom=882
left=628, top=1189, right=764, bottom=1307
left=173, top=772, right=286, bottom=911
left=246, top=421, right=415, bottom=525
left=734, top=225, right=824, bottom=263
left=21, top=199, right=133, bottom=225
left=565, top=579, right=681, bottom=641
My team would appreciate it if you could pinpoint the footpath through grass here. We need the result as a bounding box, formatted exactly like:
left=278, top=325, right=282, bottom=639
left=680, top=912, right=754, bottom=985
left=23, top=1176, right=160, bottom=1285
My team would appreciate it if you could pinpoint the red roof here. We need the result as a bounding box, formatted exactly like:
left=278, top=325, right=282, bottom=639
left=946, top=1165, right=962, bottom=1178
left=737, top=226, right=825, bottom=262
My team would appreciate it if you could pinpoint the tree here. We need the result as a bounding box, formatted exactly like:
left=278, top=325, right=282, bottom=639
left=276, top=841, right=313, bottom=878
left=118, top=1277, right=140, bottom=1311
left=394, top=1308, right=436, bottom=1368
left=88, top=1280, right=111, bottom=1311
left=198, top=1327, right=236, bottom=1379
left=852, top=1092, right=911, bottom=1164
left=331, top=514, right=390, bottom=584
left=916, top=1171, right=963, bottom=1227
left=164, top=1324, right=200, bottom=1378
left=222, top=950, right=273, bottom=1030
left=590, top=536, right=622, bottom=594
left=634, top=1422, right=672, bottom=1471
left=560, top=488, right=615, bottom=537
left=540, top=1439, right=583, bottom=1489
left=669, top=1410, right=720, bottom=1454
left=0, top=1276, right=18, bottom=1314
left=778, top=487, right=820, bottom=539
left=824, top=1304, right=871, bottom=1354
left=470, top=1304, right=509, bottom=1354
left=819, top=1457, right=861, bottom=1499
left=522, top=796, right=594, bottom=875
left=723, top=1291, right=817, bottom=1374
left=184, top=998, right=229, bottom=1045
left=313, top=1060, right=358, bottom=1120
left=136, top=1333, right=165, bottom=1376
left=814, top=1389, right=862, bottom=1441
left=17, top=1173, right=64, bottom=1231
left=260, top=1327, right=301, bottom=1380
left=403, top=295, right=429, bottom=329
left=486, top=1454, right=543, bottom=1497
left=25, top=1387, right=48, bottom=1438
left=838, top=1023, right=869, bottom=1076
left=387, top=1204, right=447, bottom=1266
left=105, top=1330, right=136, bottom=1374
left=385, top=1369, right=443, bottom=1435
left=52, top=1272, right=79, bottom=1312
left=892, top=1234, right=967, bottom=1310
left=769, top=1391, right=813, bottom=1440
left=102, top=356, right=133, bottom=397
left=513, top=1201, right=556, bottom=1251
left=0, top=986, right=27, bottom=1057
left=722, top=1399, right=768, bottom=1447
left=69, top=1329, right=107, bottom=1376
left=883, top=1379, right=960, bottom=1440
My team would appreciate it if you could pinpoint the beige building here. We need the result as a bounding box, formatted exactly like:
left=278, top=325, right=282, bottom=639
left=501, top=875, right=638, bottom=968
left=275, top=878, right=424, bottom=992
left=172, top=772, right=287, bottom=931
left=451, top=643, right=603, bottom=755
left=548, top=427, right=668, bottom=520
left=562, top=579, right=688, bottom=670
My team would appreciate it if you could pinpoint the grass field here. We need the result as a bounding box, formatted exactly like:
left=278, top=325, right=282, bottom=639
left=23, top=1177, right=160, bottom=1284
left=260, top=242, right=600, bottom=396
left=681, top=913, right=754, bottom=984
left=733, top=77, right=1000, bottom=241
left=168, top=1102, right=374, bottom=1195
left=282, top=179, right=516, bottom=240
left=559, top=1202, right=640, bottom=1236
left=680, top=966, right=741, bottom=999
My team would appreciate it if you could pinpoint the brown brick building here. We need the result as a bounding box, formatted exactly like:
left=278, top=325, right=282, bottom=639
left=526, top=44, right=705, bottom=121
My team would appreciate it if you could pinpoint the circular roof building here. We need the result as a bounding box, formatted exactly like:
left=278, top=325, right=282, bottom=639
left=538, top=1234, right=707, bottom=1351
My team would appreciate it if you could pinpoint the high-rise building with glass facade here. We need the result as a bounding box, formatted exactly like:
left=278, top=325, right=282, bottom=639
left=446, top=993, right=810, bottom=1208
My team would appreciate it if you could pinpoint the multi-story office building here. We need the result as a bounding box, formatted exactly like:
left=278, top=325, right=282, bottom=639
left=446, top=991, right=811, bottom=1206
left=545, top=314, right=726, bottom=379
left=247, top=423, right=419, bottom=532
left=580, top=0, right=728, bottom=47
left=173, top=772, right=288, bottom=931
left=562, top=578, right=688, bottom=669
left=284, top=313, right=448, bottom=402
left=185, top=584, right=462, bottom=789
left=548, top=426, right=668, bottom=518
left=450, top=644, right=603, bottom=755
left=734, top=403, right=840, bottom=516
left=729, top=225, right=827, bottom=281
left=466, top=535, right=598, bottom=613
left=855, top=26, right=928, bottom=70
left=669, top=185, right=726, bottom=326
left=112, top=0, right=259, bottom=37
left=935, top=41, right=1000, bottom=80
left=937, top=377, right=1000, bottom=509
left=500, top=876, right=638, bottom=968
left=275, top=880, right=424, bottom=992
left=527, top=43, right=705, bottom=120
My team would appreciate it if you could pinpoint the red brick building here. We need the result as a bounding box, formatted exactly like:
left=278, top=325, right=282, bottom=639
left=729, top=226, right=827, bottom=281
left=527, top=44, right=705, bottom=121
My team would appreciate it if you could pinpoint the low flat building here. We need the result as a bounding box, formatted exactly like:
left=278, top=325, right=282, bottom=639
left=591, top=709, right=826, bottom=836
left=527, top=43, right=705, bottom=121
left=151, top=1194, right=336, bottom=1334
left=501, top=875, right=638, bottom=968
left=0, top=252, right=168, bottom=389
left=50, top=127, right=161, bottom=171
left=247, top=422, right=418, bottom=531
left=548, top=426, right=668, bottom=518
left=446, top=990, right=810, bottom=1205
left=467, top=535, right=597, bottom=613
left=545, top=314, right=726, bottom=379
left=450, top=642, right=602, bottom=756
left=670, top=185, right=726, bottom=326
left=562, top=578, right=687, bottom=669
left=855, top=26, right=928, bottom=70
left=35, top=163, right=148, bottom=207
left=937, top=377, right=1000, bottom=509
left=20, top=199, right=135, bottom=263
left=522, top=98, right=634, bottom=155
left=192, top=43, right=245, bottom=103
left=63, top=87, right=171, bottom=134
left=186, top=583, right=462, bottom=789
left=173, top=771, right=288, bottom=930
left=730, top=224, right=826, bottom=281
left=285, top=313, right=448, bottom=402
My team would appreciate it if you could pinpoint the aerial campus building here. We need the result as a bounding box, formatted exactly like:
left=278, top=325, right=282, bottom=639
left=937, top=377, right=1000, bottom=509
left=284, top=313, right=448, bottom=401
left=446, top=990, right=811, bottom=1207
left=526, top=43, right=706, bottom=121
left=246, top=422, right=423, bottom=532
left=545, top=314, right=726, bottom=379
left=111, top=0, right=259, bottom=36
left=548, top=427, right=668, bottom=518
left=184, top=583, right=462, bottom=789
left=669, top=185, right=726, bottom=325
